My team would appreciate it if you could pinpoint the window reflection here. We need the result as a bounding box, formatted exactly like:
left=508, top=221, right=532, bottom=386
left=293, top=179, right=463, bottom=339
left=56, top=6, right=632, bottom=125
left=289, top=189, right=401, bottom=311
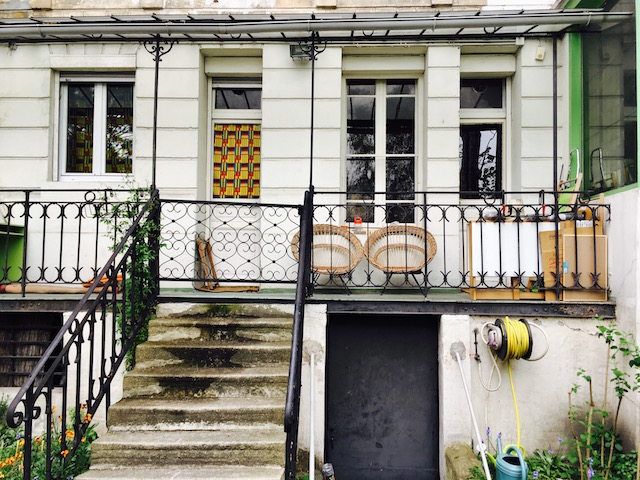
left=459, top=125, right=502, bottom=198
left=583, top=0, right=637, bottom=191
left=460, top=79, right=503, bottom=109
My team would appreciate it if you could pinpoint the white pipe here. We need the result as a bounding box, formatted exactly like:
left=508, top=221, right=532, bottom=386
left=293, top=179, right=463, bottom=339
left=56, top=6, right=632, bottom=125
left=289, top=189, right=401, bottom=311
left=310, top=352, right=315, bottom=480
left=455, top=351, right=492, bottom=480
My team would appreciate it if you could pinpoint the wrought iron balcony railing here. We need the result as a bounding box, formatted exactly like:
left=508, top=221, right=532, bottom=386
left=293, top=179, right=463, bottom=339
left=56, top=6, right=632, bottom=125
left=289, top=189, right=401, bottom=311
left=0, top=188, right=610, bottom=300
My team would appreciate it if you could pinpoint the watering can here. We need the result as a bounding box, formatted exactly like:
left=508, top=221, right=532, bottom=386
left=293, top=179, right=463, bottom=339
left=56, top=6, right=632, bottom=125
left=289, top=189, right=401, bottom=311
left=495, top=436, right=528, bottom=480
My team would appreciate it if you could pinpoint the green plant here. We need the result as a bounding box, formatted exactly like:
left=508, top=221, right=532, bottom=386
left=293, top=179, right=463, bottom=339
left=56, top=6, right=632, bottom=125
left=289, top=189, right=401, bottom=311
left=565, top=320, right=640, bottom=480
left=100, top=186, right=161, bottom=370
left=596, top=321, right=640, bottom=480
left=0, top=398, right=98, bottom=479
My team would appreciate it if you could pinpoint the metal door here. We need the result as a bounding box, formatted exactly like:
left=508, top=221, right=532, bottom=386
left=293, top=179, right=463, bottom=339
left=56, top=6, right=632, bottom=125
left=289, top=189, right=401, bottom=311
left=325, top=314, right=439, bottom=480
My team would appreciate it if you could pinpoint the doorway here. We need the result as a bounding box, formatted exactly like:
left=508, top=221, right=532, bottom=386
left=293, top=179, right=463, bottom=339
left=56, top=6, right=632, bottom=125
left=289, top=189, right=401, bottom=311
left=325, top=314, right=439, bottom=480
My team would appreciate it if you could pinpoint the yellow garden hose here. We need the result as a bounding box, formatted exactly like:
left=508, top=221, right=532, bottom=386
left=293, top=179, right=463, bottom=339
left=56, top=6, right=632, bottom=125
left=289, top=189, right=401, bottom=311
left=480, top=316, right=550, bottom=451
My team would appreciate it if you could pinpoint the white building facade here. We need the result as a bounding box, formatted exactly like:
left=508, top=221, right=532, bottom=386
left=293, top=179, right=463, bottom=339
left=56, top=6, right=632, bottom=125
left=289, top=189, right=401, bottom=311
left=1, top=0, right=639, bottom=479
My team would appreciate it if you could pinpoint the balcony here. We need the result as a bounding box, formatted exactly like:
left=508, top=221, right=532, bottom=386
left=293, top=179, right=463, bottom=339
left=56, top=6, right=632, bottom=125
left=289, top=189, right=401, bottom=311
left=0, top=189, right=612, bottom=318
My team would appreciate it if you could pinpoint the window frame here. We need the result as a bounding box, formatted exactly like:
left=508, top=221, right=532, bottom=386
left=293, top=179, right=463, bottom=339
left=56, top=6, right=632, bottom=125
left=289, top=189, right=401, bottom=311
left=58, top=74, right=135, bottom=182
left=209, top=78, right=262, bottom=201
left=459, top=77, right=509, bottom=200
left=343, top=77, right=420, bottom=225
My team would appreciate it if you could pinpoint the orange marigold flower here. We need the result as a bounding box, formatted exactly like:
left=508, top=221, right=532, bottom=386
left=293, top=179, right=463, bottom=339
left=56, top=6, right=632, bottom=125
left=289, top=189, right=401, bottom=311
left=0, top=472, right=4, bottom=478
left=81, top=437, right=86, bottom=443
left=81, top=403, right=88, bottom=410
left=66, top=430, right=75, bottom=439
left=84, top=413, right=92, bottom=423
left=34, top=436, right=42, bottom=444
left=0, top=461, right=5, bottom=467
left=18, top=439, right=24, bottom=447
left=61, top=449, right=69, bottom=458
left=51, top=406, right=56, bottom=413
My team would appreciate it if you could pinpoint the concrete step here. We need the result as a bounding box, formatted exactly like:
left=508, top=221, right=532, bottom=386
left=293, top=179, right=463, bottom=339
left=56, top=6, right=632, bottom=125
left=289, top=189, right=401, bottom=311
left=135, top=341, right=291, bottom=369
left=148, top=316, right=293, bottom=343
left=122, top=365, right=289, bottom=398
left=77, top=465, right=284, bottom=480
left=107, top=397, right=284, bottom=430
left=89, top=429, right=286, bottom=468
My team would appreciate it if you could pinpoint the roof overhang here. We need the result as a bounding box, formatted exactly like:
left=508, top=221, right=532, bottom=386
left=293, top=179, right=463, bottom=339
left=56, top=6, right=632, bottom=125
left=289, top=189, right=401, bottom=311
left=0, top=9, right=632, bottom=45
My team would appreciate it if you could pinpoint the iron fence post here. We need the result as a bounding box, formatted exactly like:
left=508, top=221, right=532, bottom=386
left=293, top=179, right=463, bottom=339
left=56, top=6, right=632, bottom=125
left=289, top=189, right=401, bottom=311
left=20, top=191, right=30, bottom=297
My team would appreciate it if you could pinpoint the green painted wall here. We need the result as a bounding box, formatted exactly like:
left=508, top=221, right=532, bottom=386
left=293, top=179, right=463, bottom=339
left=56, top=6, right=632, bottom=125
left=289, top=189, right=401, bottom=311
left=568, top=33, right=582, bottom=180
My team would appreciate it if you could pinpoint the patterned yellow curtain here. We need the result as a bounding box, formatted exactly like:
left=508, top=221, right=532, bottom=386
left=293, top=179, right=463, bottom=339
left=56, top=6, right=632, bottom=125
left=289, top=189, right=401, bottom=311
left=213, top=124, right=260, bottom=199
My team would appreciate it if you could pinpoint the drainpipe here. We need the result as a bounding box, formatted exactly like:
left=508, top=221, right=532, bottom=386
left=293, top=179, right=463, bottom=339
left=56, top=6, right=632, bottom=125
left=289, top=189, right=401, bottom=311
left=310, top=351, right=315, bottom=480
left=553, top=35, right=560, bottom=300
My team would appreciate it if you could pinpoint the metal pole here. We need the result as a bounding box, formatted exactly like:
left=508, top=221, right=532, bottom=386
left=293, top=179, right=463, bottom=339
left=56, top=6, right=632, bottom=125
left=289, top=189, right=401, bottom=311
left=454, top=348, right=492, bottom=480
left=309, top=32, right=316, bottom=191
left=144, top=37, right=174, bottom=190
left=552, top=35, right=560, bottom=300
left=152, top=37, right=160, bottom=191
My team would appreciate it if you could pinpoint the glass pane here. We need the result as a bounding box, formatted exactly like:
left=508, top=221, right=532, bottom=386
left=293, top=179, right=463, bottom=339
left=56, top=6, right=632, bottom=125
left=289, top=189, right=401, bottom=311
left=386, top=203, right=415, bottom=223
left=583, top=0, right=637, bottom=192
left=66, top=84, right=94, bottom=174
left=460, top=79, right=503, bottom=109
left=386, top=97, right=415, bottom=154
left=387, top=80, right=415, bottom=95
left=347, top=157, right=375, bottom=200
left=105, top=84, right=134, bottom=174
left=347, top=80, right=375, bottom=95
left=459, top=125, right=502, bottom=198
left=386, top=157, right=414, bottom=200
left=215, top=88, right=261, bottom=109
left=347, top=97, right=375, bottom=155
left=346, top=203, right=374, bottom=223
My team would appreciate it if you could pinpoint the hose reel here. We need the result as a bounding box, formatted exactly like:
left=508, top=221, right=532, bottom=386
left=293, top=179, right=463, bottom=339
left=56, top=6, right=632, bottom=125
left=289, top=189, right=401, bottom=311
left=485, top=318, right=534, bottom=361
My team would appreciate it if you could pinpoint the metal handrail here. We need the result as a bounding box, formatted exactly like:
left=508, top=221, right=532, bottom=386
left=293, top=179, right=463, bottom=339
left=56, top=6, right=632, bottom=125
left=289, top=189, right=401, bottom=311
left=284, top=189, right=313, bottom=480
left=5, top=189, right=160, bottom=480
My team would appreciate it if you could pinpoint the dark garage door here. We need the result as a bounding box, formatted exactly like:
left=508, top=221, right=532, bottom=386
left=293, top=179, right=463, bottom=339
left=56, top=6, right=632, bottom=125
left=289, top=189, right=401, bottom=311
left=326, top=314, right=439, bottom=480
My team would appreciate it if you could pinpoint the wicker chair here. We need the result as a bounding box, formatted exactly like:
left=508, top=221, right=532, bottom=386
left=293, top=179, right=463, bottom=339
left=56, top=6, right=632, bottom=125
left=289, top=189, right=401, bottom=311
left=364, top=225, right=437, bottom=294
left=291, top=223, right=364, bottom=291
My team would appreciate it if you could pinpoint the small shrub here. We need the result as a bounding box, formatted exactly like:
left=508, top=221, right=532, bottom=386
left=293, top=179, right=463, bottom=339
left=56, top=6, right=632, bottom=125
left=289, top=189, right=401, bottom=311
left=0, top=398, right=98, bottom=479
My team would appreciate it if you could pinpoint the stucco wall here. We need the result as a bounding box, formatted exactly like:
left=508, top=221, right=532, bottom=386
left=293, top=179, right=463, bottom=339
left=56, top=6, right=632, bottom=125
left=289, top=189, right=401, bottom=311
left=0, top=40, right=561, bottom=194
left=299, top=311, right=635, bottom=480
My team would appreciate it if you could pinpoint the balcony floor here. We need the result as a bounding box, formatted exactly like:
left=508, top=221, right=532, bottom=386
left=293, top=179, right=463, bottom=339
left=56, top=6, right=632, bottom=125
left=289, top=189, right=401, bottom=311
left=0, top=286, right=616, bottom=319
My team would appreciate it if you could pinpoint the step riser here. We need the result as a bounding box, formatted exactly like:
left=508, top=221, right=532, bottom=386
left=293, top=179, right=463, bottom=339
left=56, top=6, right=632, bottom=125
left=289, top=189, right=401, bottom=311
left=90, top=444, right=285, bottom=468
left=107, top=408, right=284, bottom=430
left=148, top=324, right=292, bottom=344
left=123, top=376, right=287, bottom=399
left=136, top=345, right=291, bottom=368
left=84, top=307, right=293, bottom=477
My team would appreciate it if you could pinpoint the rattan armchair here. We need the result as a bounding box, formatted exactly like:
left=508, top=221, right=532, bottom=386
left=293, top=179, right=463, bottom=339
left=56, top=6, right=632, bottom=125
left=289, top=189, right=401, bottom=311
left=363, top=224, right=436, bottom=294
left=291, top=223, right=364, bottom=291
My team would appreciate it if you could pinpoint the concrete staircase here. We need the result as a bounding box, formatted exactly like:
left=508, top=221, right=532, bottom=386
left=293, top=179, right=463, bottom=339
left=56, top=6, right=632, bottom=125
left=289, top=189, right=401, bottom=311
left=78, top=305, right=292, bottom=480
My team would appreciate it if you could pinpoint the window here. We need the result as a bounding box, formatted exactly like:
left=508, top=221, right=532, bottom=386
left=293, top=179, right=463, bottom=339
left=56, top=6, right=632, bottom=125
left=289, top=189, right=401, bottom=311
left=346, top=79, right=416, bottom=223
left=583, top=0, right=637, bottom=192
left=59, top=76, right=134, bottom=179
left=460, top=79, right=503, bottom=109
left=459, top=125, right=502, bottom=198
left=459, top=79, right=505, bottom=198
left=212, top=81, right=262, bottom=199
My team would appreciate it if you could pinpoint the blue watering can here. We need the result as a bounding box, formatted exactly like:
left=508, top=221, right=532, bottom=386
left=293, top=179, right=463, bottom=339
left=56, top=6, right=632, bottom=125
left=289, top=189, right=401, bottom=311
left=495, top=437, right=528, bottom=480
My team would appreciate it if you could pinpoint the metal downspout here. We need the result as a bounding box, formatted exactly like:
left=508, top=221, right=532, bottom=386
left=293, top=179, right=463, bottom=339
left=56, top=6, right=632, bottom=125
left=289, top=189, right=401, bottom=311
left=553, top=35, right=560, bottom=300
